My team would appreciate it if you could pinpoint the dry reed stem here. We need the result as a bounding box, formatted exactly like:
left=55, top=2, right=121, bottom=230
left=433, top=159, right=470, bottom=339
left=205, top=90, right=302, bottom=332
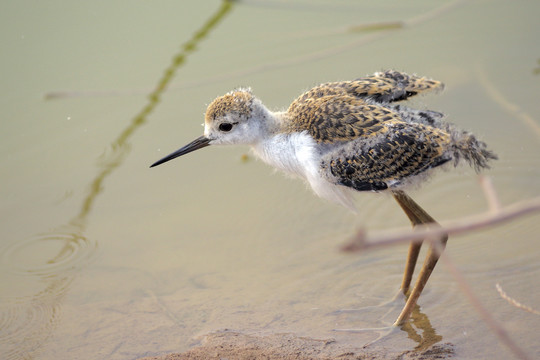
left=342, top=177, right=538, bottom=359
left=430, top=241, right=532, bottom=360
left=496, top=283, right=540, bottom=316
left=342, top=195, right=540, bottom=252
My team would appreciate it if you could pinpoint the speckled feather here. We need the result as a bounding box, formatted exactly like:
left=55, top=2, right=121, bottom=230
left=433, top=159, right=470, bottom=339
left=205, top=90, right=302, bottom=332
left=321, top=122, right=451, bottom=191
left=285, top=70, right=445, bottom=143
left=205, top=90, right=254, bottom=124
left=279, top=70, right=495, bottom=191
left=184, top=70, right=496, bottom=201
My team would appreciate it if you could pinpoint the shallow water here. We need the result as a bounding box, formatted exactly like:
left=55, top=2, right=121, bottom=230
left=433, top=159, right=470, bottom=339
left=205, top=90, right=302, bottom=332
left=1, top=1, right=539, bottom=359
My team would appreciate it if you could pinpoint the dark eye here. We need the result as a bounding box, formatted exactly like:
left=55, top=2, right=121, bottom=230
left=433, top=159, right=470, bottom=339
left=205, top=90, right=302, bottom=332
left=219, top=123, right=233, bottom=132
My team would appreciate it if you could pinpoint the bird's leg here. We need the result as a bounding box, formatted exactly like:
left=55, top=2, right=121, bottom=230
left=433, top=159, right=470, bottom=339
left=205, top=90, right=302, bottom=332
left=391, top=190, right=448, bottom=326
left=400, top=242, right=422, bottom=294
left=392, top=190, right=437, bottom=293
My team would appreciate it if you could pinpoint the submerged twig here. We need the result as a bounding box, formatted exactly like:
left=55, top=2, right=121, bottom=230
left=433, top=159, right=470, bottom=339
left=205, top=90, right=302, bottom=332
left=434, top=241, right=532, bottom=360
left=45, top=0, right=466, bottom=100
left=496, top=283, right=540, bottom=316
left=476, top=63, right=540, bottom=140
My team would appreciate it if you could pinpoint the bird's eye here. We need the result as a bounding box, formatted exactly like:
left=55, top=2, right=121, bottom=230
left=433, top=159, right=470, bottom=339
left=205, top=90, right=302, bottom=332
left=219, top=123, right=233, bottom=132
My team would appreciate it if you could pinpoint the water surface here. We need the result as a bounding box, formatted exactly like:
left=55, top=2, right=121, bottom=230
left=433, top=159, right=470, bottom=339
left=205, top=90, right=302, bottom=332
left=1, top=1, right=539, bottom=359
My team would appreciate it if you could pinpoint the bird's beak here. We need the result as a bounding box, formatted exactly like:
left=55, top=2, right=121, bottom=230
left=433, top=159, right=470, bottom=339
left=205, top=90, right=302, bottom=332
left=150, top=135, right=211, bottom=168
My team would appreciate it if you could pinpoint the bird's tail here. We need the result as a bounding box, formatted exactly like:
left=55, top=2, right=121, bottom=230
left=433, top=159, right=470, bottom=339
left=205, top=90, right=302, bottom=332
left=450, top=130, right=498, bottom=172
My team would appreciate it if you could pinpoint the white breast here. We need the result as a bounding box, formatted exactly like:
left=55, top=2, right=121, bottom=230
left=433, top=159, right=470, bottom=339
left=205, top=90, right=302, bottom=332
left=252, top=132, right=356, bottom=211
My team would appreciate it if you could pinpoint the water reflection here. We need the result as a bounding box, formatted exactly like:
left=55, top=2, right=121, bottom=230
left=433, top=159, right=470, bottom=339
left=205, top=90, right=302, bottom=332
left=0, top=2, right=233, bottom=359
left=401, top=305, right=443, bottom=351
left=44, top=1, right=465, bottom=101
left=332, top=293, right=442, bottom=350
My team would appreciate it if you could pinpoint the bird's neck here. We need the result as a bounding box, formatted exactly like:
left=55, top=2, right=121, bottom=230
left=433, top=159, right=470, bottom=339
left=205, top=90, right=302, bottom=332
left=260, top=109, right=289, bottom=136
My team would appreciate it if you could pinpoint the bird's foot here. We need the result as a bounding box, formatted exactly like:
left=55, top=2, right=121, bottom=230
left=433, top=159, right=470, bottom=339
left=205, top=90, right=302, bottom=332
left=330, top=291, right=408, bottom=347
left=330, top=290, right=406, bottom=316
left=332, top=289, right=442, bottom=350
left=333, top=325, right=400, bottom=348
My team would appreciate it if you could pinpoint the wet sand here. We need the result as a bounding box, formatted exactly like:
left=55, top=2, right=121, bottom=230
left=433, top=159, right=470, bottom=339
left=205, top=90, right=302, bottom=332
left=140, top=330, right=454, bottom=360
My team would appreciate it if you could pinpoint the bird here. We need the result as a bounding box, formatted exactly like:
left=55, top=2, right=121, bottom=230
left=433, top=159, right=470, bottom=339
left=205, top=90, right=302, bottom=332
left=150, top=70, right=497, bottom=326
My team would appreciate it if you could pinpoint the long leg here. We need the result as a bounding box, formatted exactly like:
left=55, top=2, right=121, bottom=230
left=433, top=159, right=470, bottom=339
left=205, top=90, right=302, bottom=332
left=400, top=242, right=422, bottom=294
left=393, top=190, right=431, bottom=293
left=391, top=190, right=448, bottom=326
left=392, top=190, right=437, bottom=293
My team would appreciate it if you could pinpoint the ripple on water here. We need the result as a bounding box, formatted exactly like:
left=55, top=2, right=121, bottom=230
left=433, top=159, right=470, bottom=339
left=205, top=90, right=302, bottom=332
left=2, top=230, right=97, bottom=277
left=0, top=296, right=64, bottom=360
left=0, top=229, right=96, bottom=359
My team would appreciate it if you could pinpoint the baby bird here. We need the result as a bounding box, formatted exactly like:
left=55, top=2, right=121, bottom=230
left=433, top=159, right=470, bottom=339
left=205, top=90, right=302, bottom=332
left=151, top=70, right=497, bottom=325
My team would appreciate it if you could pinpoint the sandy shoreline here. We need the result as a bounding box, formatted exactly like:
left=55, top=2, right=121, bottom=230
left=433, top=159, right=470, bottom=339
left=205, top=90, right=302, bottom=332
left=139, top=330, right=454, bottom=360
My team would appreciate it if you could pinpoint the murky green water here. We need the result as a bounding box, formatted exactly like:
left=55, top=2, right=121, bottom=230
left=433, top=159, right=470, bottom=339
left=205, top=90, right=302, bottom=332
left=1, top=1, right=539, bottom=359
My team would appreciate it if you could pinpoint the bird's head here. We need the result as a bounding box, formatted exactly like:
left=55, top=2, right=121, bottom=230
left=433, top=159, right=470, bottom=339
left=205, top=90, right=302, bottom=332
left=150, top=89, right=270, bottom=168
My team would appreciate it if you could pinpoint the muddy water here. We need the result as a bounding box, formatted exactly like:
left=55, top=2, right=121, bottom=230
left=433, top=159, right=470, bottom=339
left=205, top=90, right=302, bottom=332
left=1, top=1, right=539, bottom=359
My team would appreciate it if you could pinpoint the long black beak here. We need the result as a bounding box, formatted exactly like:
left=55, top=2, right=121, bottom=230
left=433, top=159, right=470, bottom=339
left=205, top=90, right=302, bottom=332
left=150, top=136, right=211, bottom=168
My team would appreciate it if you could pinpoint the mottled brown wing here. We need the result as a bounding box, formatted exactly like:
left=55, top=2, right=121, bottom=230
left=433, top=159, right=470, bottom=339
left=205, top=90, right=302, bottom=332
left=287, top=94, right=403, bottom=143
left=320, top=122, right=451, bottom=191
left=342, top=70, right=444, bottom=103
left=286, top=71, right=444, bottom=143
left=292, top=70, right=443, bottom=106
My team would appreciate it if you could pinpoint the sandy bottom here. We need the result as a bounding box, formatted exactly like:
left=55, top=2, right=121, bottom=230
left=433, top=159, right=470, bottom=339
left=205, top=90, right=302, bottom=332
left=139, top=330, right=454, bottom=360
